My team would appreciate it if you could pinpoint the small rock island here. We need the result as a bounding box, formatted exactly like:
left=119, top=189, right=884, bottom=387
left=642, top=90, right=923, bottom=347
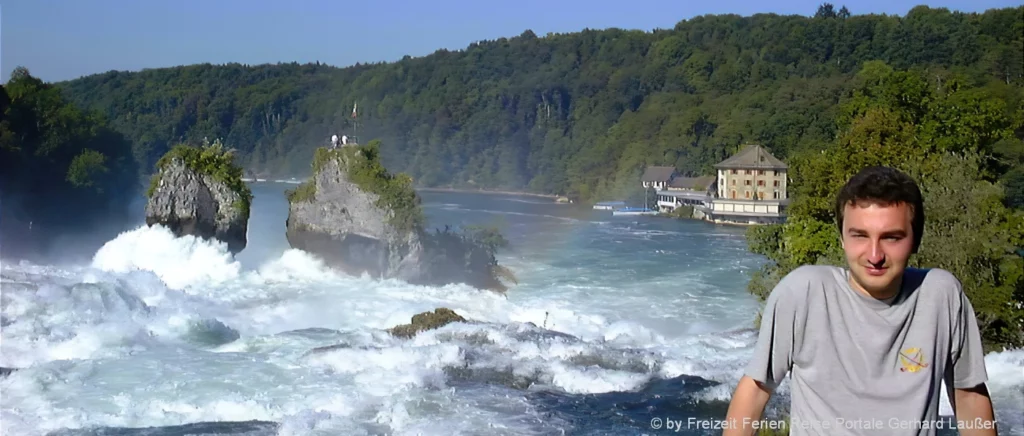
left=285, top=140, right=517, bottom=293
left=145, top=139, right=252, bottom=254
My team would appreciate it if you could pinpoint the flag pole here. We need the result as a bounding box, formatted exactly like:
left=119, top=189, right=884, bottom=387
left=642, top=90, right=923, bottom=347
left=352, top=101, right=358, bottom=144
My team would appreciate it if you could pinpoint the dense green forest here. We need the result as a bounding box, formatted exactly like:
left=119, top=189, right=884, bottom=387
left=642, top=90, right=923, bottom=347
left=0, top=67, right=140, bottom=260
left=55, top=4, right=1024, bottom=204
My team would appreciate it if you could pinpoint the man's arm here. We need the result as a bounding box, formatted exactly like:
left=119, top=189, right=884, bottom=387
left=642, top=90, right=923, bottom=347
left=723, top=376, right=773, bottom=436
left=946, top=277, right=995, bottom=435
left=724, top=272, right=802, bottom=435
left=953, top=383, right=997, bottom=436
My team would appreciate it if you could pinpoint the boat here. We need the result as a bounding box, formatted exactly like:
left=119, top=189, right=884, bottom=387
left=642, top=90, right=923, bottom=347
left=609, top=190, right=658, bottom=216
left=612, top=207, right=658, bottom=216
left=593, top=201, right=626, bottom=210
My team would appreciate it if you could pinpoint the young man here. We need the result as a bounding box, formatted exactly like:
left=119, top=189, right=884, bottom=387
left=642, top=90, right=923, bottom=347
left=724, top=166, right=997, bottom=435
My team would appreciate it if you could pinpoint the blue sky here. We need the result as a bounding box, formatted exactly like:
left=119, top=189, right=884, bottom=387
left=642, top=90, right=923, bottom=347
left=2, top=0, right=1019, bottom=83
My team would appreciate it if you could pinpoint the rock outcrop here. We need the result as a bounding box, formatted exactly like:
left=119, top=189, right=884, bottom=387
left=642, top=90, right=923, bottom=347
left=285, top=142, right=517, bottom=292
left=387, top=308, right=468, bottom=338
left=145, top=140, right=252, bottom=254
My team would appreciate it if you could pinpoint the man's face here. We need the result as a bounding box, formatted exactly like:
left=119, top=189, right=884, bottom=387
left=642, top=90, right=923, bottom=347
left=840, top=200, right=916, bottom=297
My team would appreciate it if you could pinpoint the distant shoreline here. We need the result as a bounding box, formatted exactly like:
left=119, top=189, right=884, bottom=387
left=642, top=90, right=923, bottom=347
left=416, top=187, right=560, bottom=199
left=242, top=178, right=564, bottom=199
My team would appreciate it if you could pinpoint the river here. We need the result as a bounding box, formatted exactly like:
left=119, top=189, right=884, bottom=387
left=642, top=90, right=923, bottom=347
left=1, top=182, right=1021, bottom=435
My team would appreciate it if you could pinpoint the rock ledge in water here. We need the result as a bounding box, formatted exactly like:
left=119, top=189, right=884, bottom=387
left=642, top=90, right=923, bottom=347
left=145, top=139, right=252, bottom=254
left=285, top=141, right=517, bottom=293
left=388, top=308, right=468, bottom=338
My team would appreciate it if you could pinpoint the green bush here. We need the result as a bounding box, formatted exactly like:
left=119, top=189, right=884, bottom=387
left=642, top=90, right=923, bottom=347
left=423, top=224, right=518, bottom=294
left=669, top=205, right=695, bottom=219
left=285, top=181, right=316, bottom=204
left=147, top=138, right=252, bottom=217
left=66, top=149, right=110, bottom=190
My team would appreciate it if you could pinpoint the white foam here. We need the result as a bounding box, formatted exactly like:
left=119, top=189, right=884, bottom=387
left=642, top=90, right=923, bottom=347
left=3, top=217, right=1023, bottom=436
left=90, top=225, right=241, bottom=290
left=955, top=349, right=1024, bottom=431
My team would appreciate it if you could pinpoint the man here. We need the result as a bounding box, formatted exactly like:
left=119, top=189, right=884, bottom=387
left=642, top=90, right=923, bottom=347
left=724, top=166, right=997, bottom=435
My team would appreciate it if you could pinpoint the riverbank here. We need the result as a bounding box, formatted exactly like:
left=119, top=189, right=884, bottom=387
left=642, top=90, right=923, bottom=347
left=416, top=186, right=561, bottom=199
left=240, top=179, right=565, bottom=200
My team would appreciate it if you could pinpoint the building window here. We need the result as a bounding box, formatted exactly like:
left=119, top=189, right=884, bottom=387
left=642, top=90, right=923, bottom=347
left=758, top=180, right=765, bottom=186
left=758, top=170, right=764, bottom=175
left=731, top=190, right=736, bottom=199
left=773, top=191, right=779, bottom=199
left=745, top=191, right=751, bottom=199
left=745, top=180, right=751, bottom=186
left=732, top=169, right=737, bottom=174
left=774, top=180, right=779, bottom=187
left=732, top=179, right=736, bottom=186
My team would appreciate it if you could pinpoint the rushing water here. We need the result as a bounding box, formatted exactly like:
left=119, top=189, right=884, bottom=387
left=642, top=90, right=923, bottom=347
left=2, top=182, right=1022, bottom=435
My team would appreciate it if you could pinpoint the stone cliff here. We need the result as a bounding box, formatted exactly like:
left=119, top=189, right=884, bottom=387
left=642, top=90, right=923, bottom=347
left=285, top=141, right=517, bottom=293
left=145, top=140, right=252, bottom=254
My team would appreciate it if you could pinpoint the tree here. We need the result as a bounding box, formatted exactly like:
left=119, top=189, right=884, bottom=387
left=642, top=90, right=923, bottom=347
left=815, top=3, right=837, bottom=19
left=0, top=68, right=140, bottom=260
left=747, top=62, right=1024, bottom=351
left=66, top=149, right=110, bottom=190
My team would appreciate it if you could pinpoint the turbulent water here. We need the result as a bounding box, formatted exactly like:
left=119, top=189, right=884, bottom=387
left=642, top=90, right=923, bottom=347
left=1, top=182, right=1022, bottom=436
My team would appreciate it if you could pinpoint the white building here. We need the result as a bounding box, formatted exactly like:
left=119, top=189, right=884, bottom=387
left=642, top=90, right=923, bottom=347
left=637, top=144, right=790, bottom=226
left=709, top=144, right=789, bottom=225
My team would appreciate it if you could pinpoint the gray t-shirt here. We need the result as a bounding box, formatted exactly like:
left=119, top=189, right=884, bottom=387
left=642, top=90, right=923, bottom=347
left=744, top=265, right=989, bottom=435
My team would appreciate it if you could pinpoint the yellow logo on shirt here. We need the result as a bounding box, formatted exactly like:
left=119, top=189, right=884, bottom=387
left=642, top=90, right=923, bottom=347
left=899, top=347, right=929, bottom=373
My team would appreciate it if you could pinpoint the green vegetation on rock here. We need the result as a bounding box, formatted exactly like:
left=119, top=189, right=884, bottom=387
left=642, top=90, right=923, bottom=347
left=342, top=141, right=425, bottom=232
left=285, top=181, right=316, bottom=204
left=746, top=61, right=1024, bottom=352
left=288, top=140, right=426, bottom=232
left=387, top=308, right=468, bottom=338
left=287, top=141, right=518, bottom=293
left=147, top=138, right=253, bottom=217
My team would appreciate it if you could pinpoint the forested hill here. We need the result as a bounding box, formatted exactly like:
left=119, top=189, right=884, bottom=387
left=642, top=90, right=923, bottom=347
left=57, top=4, right=1024, bottom=202
left=1, top=67, right=141, bottom=261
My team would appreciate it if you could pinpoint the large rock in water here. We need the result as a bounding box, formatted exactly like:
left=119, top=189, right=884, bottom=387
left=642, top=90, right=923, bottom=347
left=285, top=143, right=516, bottom=292
left=145, top=142, right=252, bottom=254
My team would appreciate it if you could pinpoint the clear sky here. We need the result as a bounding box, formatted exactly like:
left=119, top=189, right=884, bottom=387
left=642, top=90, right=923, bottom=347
left=2, top=0, right=1019, bottom=83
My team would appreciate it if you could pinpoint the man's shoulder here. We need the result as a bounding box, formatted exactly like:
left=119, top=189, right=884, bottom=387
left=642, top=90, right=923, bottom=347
left=906, top=267, right=965, bottom=301
left=772, top=265, right=844, bottom=300
left=912, top=267, right=961, bottom=287
left=780, top=264, right=844, bottom=286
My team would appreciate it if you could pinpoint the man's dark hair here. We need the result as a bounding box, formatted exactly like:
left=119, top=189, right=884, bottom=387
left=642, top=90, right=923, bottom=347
left=834, top=166, right=925, bottom=253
